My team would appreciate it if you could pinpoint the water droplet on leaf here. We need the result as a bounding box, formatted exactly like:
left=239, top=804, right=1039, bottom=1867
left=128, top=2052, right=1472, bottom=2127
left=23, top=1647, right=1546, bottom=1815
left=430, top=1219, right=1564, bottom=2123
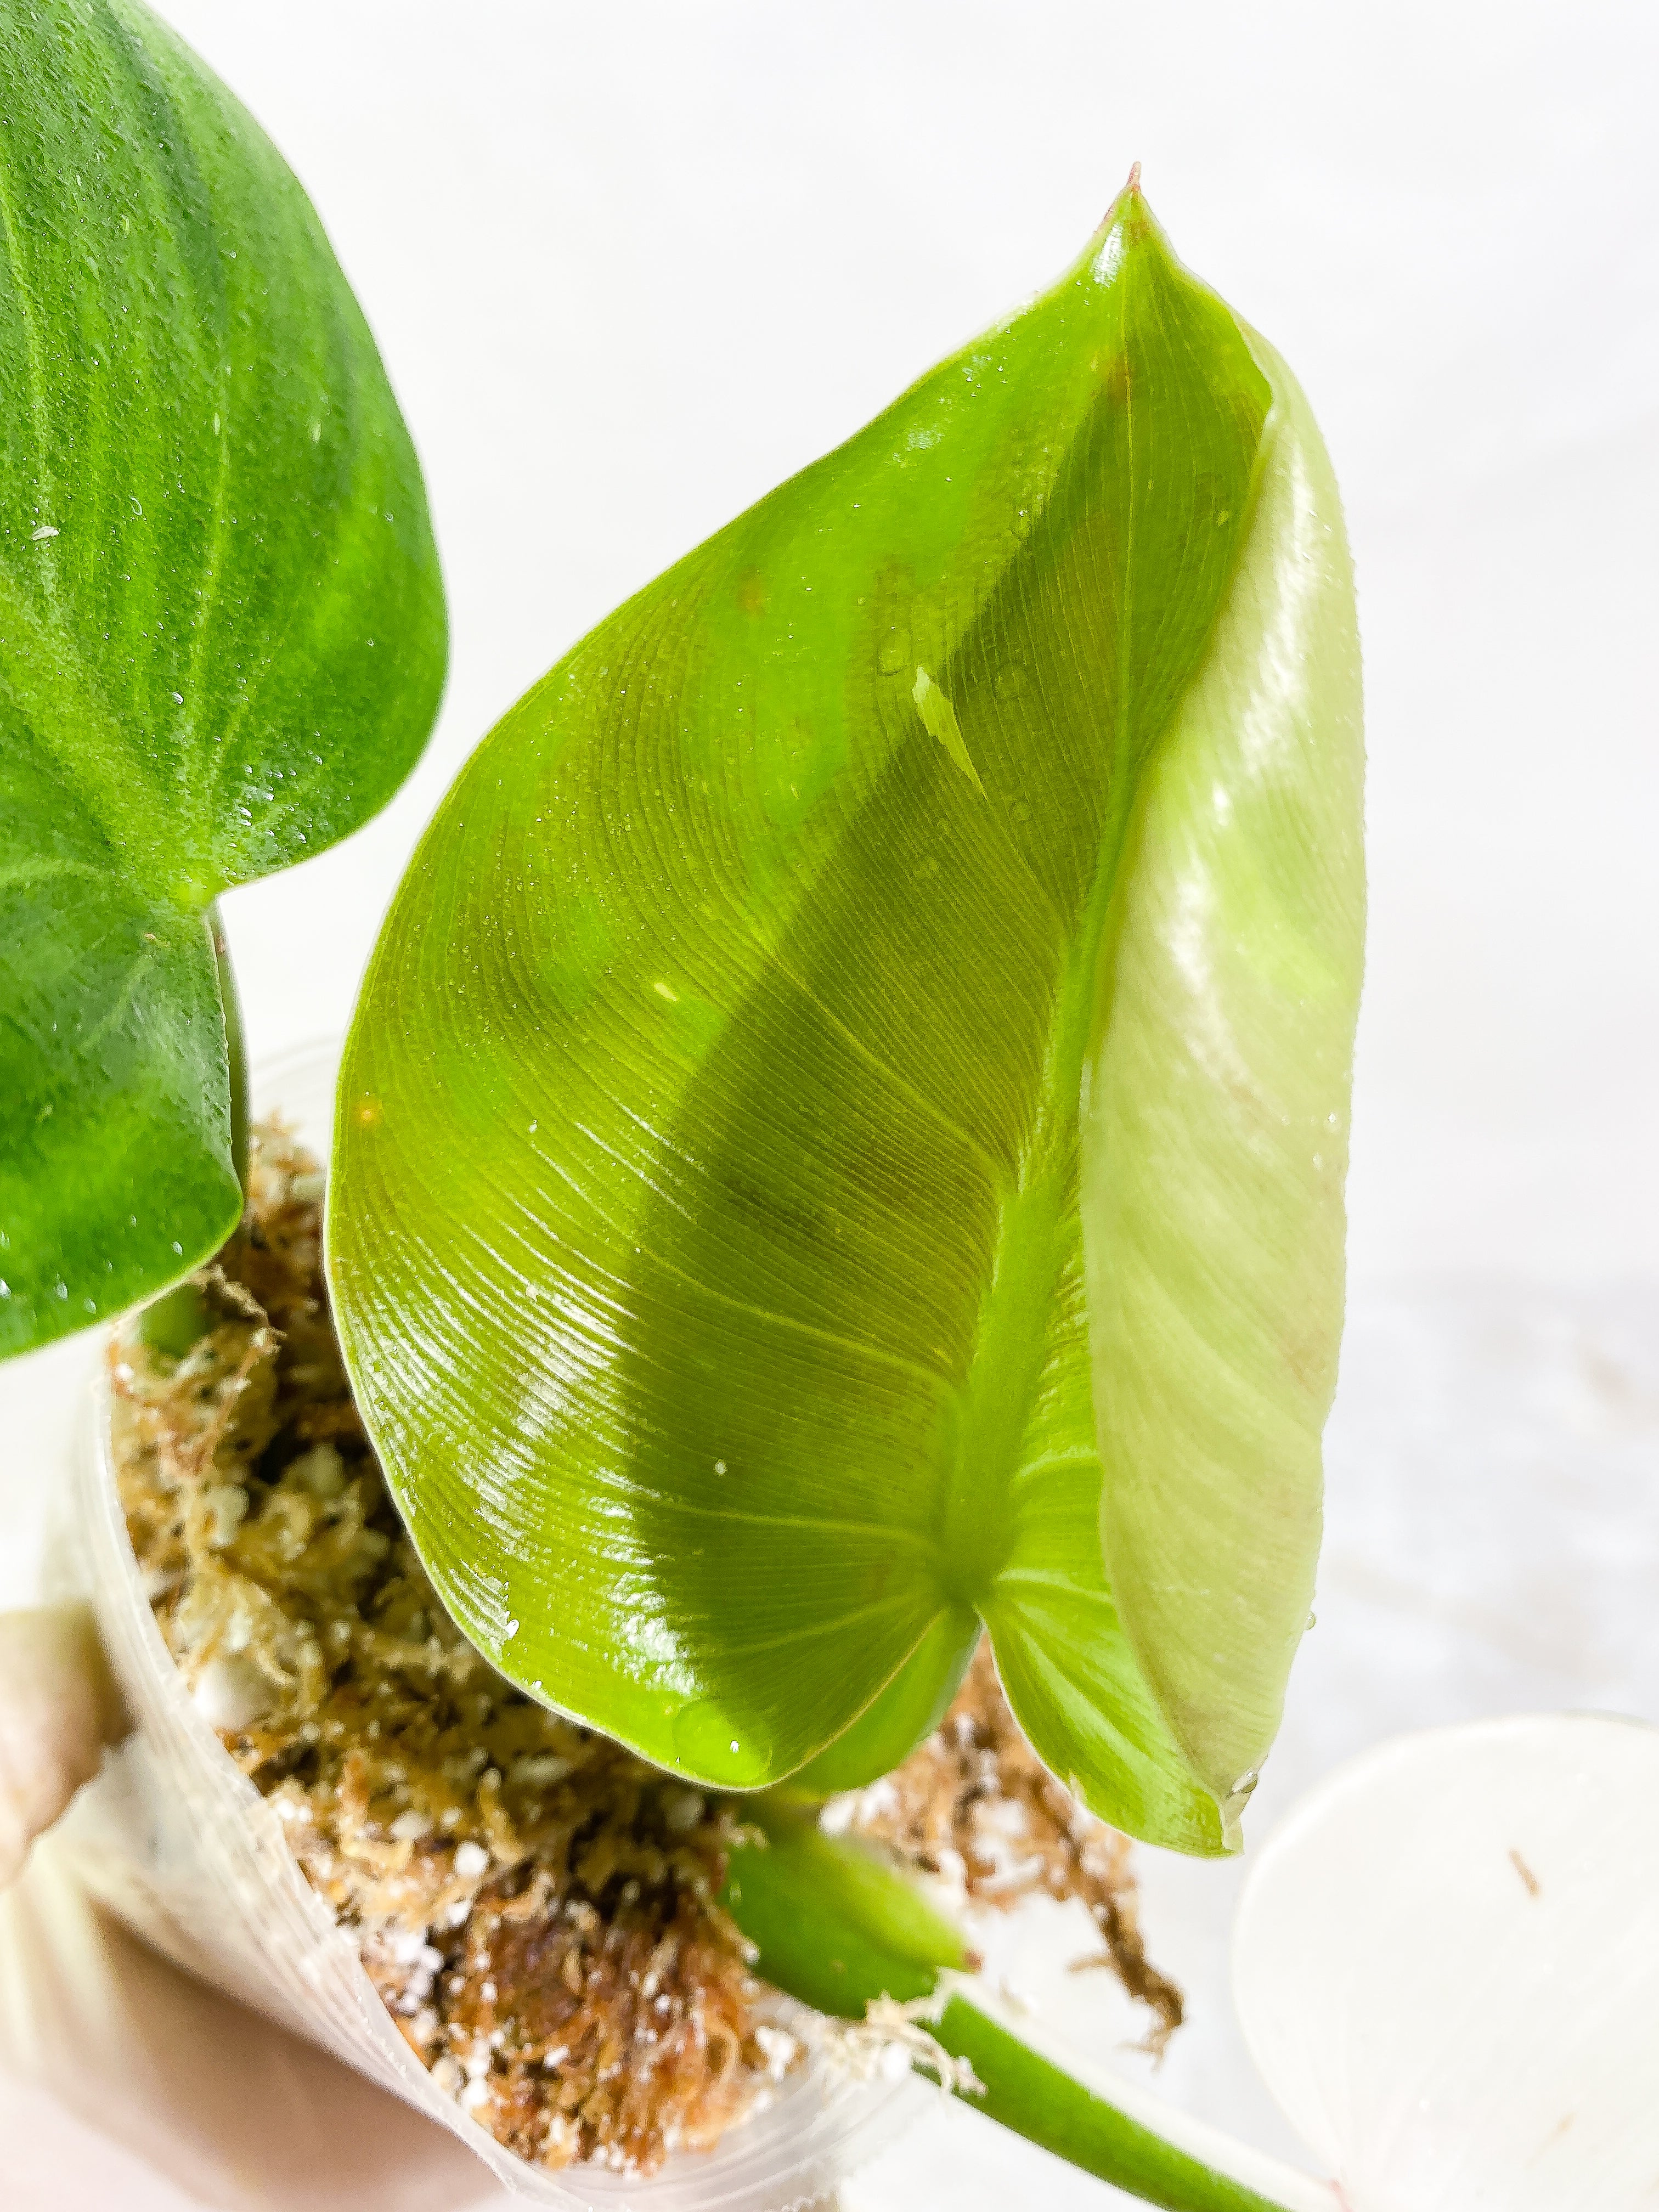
left=673, top=1699, right=770, bottom=1785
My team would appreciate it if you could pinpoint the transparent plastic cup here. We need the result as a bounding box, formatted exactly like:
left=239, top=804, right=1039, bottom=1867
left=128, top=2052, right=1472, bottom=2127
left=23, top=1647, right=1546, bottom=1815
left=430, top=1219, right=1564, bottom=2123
left=57, top=1040, right=928, bottom=2210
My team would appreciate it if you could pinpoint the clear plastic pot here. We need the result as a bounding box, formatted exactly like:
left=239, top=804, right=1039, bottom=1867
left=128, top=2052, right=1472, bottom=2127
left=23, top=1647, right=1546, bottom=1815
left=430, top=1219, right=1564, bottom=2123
left=55, top=1040, right=926, bottom=2211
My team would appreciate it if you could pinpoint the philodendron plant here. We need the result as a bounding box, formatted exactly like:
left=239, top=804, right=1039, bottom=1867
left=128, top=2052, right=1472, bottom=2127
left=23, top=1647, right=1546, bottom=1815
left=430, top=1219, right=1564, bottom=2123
left=323, top=161, right=1362, bottom=2205
left=2, top=4, right=1373, bottom=2209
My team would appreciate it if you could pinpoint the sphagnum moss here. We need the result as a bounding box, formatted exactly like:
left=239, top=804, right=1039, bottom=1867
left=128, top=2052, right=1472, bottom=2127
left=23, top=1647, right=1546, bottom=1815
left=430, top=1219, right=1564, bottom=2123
left=827, top=1641, right=1184, bottom=2053
left=110, top=1118, right=1176, bottom=2174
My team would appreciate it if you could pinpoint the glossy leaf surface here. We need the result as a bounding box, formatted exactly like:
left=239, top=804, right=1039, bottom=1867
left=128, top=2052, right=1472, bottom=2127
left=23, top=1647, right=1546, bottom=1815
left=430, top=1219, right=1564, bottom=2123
left=332, top=184, right=1362, bottom=1849
left=0, top=0, right=444, bottom=1357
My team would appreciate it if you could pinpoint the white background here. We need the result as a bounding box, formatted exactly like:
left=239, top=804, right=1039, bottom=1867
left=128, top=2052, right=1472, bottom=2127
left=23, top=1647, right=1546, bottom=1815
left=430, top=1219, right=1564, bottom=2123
left=3, top=2, right=1657, bottom=2207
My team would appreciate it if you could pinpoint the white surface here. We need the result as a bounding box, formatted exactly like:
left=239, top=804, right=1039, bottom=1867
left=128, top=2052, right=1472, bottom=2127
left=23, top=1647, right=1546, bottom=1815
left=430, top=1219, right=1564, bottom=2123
left=3, top=1, right=1658, bottom=2206
left=1234, top=1716, right=1659, bottom=2212
left=179, top=0, right=1659, bottom=1288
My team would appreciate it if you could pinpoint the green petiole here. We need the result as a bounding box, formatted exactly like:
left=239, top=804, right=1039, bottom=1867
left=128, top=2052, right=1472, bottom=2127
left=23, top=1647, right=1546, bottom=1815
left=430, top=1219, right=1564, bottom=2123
left=137, top=903, right=249, bottom=1361
left=723, top=1801, right=1320, bottom=2212
left=926, top=1998, right=1297, bottom=2212
left=136, top=1281, right=217, bottom=1360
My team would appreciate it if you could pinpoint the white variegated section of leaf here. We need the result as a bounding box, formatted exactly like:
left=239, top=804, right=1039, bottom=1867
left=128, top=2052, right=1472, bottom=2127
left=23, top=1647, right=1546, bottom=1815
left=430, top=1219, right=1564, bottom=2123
left=1234, top=1714, right=1659, bottom=2212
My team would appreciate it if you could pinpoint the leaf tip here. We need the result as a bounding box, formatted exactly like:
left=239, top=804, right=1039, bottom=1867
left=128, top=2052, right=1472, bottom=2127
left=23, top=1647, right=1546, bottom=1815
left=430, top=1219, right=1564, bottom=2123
left=1082, top=160, right=1167, bottom=289
left=1096, top=159, right=1146, bottom=235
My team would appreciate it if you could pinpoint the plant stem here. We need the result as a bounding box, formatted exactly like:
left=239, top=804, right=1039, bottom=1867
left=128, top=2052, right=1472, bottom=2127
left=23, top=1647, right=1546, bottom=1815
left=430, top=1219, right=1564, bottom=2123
left=723, top=1808, right=1332, bottom=2212
left=926, top=1994, right=1325, bottom=2212
left=137, top=903, right=249, bottom=1356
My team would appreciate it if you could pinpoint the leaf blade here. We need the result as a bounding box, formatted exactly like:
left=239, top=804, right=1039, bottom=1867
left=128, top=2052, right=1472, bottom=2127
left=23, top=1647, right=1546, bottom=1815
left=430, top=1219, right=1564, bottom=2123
left=334, top=189, right=1357, bottom=1845
left=0, top=0, right=445, bottom=1353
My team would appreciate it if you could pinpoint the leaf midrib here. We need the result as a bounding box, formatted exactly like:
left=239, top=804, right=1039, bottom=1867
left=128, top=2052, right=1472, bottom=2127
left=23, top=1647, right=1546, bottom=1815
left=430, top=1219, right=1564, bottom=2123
left=930, top=349, right=1149, bottom=1609
left=0, top=565, right=189, bottom=902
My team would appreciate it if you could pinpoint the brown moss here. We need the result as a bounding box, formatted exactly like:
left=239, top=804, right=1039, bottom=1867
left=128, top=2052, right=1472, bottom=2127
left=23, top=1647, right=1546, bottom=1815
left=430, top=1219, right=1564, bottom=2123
left=832, top=1643, right=1184, bottom=2052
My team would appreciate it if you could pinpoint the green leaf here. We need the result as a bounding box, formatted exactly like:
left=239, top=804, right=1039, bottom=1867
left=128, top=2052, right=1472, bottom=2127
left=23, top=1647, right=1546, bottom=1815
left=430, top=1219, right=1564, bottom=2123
left=0, top=0, right=444, bottom=1358
left=1081, top=346, right=1363, bottom=1804
left=331, top=182, right=1362, bottom=1848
